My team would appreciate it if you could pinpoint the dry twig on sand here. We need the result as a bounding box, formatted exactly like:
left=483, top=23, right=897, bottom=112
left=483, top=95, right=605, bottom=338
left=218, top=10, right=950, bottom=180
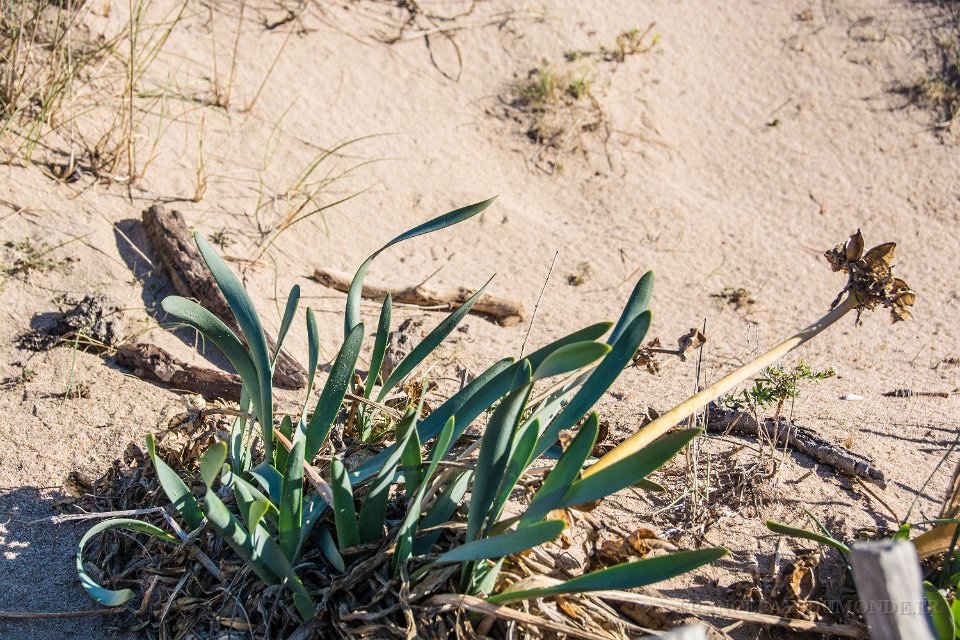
left=114, top=341, right=242, bottom=401
left=312, top=266, right=525, bottom=326
left=706, top=406, right=886, bottom=487
left=142, top=205, right=307, bottom=388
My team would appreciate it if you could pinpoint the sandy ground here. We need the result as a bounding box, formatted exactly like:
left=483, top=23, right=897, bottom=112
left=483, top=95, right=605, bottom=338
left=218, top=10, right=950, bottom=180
left=1, top=0, right=959, bottom=637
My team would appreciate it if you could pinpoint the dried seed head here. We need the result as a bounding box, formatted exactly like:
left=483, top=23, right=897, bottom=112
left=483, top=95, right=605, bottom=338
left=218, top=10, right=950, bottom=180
left=825, top=230, right=915, bottom=322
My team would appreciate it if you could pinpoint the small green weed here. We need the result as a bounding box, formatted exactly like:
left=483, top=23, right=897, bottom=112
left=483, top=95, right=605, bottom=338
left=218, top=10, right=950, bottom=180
left=722, top=359, right=835, bottom=418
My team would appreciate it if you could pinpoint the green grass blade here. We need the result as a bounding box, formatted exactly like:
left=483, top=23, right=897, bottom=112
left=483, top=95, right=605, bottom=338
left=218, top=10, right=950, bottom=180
left=532, top=312, right=651, bottom=460
left=414, top=470, right=472, bottom=555
left=304, top=323, right=364, bottom=459
left=364, top=294, right=392, bottom=398
left=194, top=233, right=274, bottom=460
left=437, top=519, right=564, bottom=564
left=78, top=518, right=178, bottom=606
left=145, top=433, right=203, bottom=530
left=331, top=457, right=360, bottom=549
left=280, top=438, right=305, bottom=561
left=345, top=197, right=497, bottom=336
left=273, top=284, right=300, bottom=367
left=467, top=362, right=533, bottom=542
left=558, top=428, right=699, bottom=509
left=519, top=413, right=598, bottom=527
left=488, top=547, right=727, bottom=605
left=200, top=441, right=228, bottom=488
left=607, top=271, right=653, bottom=346
left=377, top=278, right=493, bottom=401
left=765, top=520, right=851, bottom=555
left=358, top=409, right=418, bottom=544
left=532, top=341, right=611, bottom=381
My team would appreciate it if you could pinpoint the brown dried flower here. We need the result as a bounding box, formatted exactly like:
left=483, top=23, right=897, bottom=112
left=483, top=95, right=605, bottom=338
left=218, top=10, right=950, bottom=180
left=825, top=230, right=915, bottom=322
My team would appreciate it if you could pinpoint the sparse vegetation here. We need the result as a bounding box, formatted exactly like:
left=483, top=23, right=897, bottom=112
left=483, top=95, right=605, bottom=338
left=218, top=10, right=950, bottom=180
left=76, top=200, right=727, bottom=637
left=911, top=35, right=960, bottom=126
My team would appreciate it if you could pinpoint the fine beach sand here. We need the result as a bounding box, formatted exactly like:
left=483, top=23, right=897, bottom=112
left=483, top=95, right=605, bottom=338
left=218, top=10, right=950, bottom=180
left=1, top=1, right=958, bottom=637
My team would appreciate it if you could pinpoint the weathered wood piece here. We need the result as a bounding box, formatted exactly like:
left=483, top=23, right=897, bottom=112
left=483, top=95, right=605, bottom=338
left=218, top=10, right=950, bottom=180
left=142, top=205, right=306, bottom=389
left=707, top=406, right=886, bottom=487
left=312, top=266, right=525, bottom=327
left=850, top=541, right=936, bottom=640
left=115, top=341, right=242, bottom=401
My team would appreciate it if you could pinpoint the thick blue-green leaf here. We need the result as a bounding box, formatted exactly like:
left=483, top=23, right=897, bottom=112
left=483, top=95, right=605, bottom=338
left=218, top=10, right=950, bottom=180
left=558, top=427, right=698, bottom=509
left=299, top=308, right=321, bottom=430
left=378, top=277, right=493, bottom=401
left=304, top=323, right=364, bottom=460
left=437, top=519, right=564, bottom=564
left=203, top=490, right=280, bottom=584
left=349, top=358, right=513, bottom=485
left=194, top=233, right=274, bottom=460
left=472, top=558, right=506, bottom=596
left=532, top=342, right=611, bottom=382
left=161, top=296, right=262, bottom=420
left=414, top=470, right=472, bottom=555
left=273, top=285, right=300, bottom=366
left=488, top=547, right=727, bottom=605
left=230, top=388, right=252, bottom=473
left=358, top=409, right=418, bottom=544
left=275, top=414, right=294, bottom=477
left=607, top=271, right=653, bottom=346
left=146, top=433, right=203, bottom=530
left=532, top=311, right=651, bottom=460
left=248, top=499, right=271, bottom=534
left=297, top=494, right=328, bottom=561
left=467, top=362, right=533, bottom=542
left=519, top=413, right=598, bottom=527
left=393, top=416, right=456, bottom=575
left=765, top=521, right=850, bottom=555
left=280, top=438, right=305, bottom=561
left=923, top=582, right=954, bottom=640
left=401, top=418, right=424, bottom=498
left=249, top=462, right=284, bottom=503
left=77, top=518, right=178, bottom=606
left=200, top=441, right=228, bottom=488
left=203, top=490, right=314, bottom=620
left=345, top=197, right=497, bottom=336
left=317, top=525, right=346, bottom=572
left=485, top=419, right=539, bottom=534
left=364, top=294, right=392, bottom=399
left=331, top=458, right=359, bottom=549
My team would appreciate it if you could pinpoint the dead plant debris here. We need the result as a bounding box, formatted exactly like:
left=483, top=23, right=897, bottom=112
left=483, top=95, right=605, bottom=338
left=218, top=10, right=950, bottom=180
left=16, top=293, right=117, bottom=352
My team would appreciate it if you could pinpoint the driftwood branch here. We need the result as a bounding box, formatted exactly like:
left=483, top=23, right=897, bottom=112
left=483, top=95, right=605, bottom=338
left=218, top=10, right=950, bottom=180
left=115, top=341, right=242, bottom=401
left=707, top=406, right=886, bottom=487
left=312, top=266, right=525, bottom=327
left=850, top=541, right=936, bottom=640
left=143, top=205, right=306, bottom=389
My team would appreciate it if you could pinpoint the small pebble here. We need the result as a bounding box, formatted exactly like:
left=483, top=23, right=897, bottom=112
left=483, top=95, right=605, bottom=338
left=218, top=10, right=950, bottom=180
left=841, top=393, right=863, bottom=401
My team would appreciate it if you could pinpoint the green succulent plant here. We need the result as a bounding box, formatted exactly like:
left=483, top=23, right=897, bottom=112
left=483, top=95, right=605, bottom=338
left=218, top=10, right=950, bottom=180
left=77, top=197, right=726, bottom=627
